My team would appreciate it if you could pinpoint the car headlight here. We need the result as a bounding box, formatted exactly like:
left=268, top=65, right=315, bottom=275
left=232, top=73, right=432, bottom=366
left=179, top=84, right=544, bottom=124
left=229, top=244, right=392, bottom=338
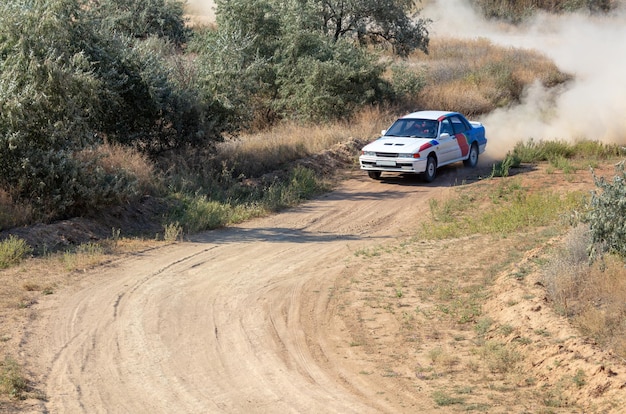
left=362, top=151, right=376, bottom=156
left=399, top=153, right=419, bottom=159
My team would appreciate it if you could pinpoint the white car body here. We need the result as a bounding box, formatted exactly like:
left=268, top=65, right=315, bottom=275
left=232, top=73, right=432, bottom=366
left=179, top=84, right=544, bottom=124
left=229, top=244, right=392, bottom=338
left=359, top=110, right=487, bottom=182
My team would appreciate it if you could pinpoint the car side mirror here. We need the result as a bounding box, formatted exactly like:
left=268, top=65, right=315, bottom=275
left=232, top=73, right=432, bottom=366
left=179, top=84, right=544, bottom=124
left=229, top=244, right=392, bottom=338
left=440, top=133, right=450, bottom=139
left=381, top=129, right=387, bottom=136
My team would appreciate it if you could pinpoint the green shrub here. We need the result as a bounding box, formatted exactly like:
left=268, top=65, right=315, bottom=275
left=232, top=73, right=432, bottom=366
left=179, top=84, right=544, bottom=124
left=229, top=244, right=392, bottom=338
left=274, top=39, right=387, bottom=123
left=572, top=140, right=624, bottom=159
left=389, top=63, right=426, bottom=108
left=0, top=236, right=32, bottom=269
left=178, top=197, right=231, bottom=233
left=194, top=0, right=431, bottom=127
left=0, top=356, right=28, bottom=400
left=586, top=162, right=626, bottom=261
left=490, top=152, right=522, bottom=177
left=264, top=166, right=327, bottom=211
left=511, top=139, right=573, bottom=163
left=0, top=0, right=228, bottom=219
left=167, top=166, right=326, bottom=234
left=95, top=0, right=189, bottom=45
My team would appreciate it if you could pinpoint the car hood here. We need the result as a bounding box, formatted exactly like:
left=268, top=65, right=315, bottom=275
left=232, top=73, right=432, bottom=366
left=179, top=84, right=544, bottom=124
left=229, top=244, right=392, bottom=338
left=362, top=136, right=435, bottom=153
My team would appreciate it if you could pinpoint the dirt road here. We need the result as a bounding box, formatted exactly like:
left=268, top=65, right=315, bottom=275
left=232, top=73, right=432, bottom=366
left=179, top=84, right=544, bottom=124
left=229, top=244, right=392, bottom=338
left=19, top=162, right=626, bottom=413
left=26, top=168, right=475, bottom=413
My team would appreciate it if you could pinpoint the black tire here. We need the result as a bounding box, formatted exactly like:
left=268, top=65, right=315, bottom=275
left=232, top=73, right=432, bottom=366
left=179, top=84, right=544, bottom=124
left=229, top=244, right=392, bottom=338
left=423, top=155, right=437, bottom=183
left=463, top=143, right=479, bottom=168
left=368, top=170, right=382, bottom=180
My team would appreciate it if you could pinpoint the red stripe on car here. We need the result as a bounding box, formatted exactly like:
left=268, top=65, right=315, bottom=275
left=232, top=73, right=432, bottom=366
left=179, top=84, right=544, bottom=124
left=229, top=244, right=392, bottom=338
left=419, top=142, right=433, bottom=152
left=456, top=133, right=470, bottom=156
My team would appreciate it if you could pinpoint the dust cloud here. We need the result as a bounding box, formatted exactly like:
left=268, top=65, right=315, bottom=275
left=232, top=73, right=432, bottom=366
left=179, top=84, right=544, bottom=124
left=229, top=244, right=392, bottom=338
left=423, top=0, right=626, bottom=158
left=184, top=0, right=216, bottom=24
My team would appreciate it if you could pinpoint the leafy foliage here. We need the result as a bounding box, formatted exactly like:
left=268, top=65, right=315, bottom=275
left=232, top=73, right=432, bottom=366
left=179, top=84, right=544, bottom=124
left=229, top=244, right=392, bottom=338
left=586, top=162, right=626, bottom=261
left=313, top=0, right=430, bottom=57
left=273, top=37, right=387, bottom=122
left=0, top=0, right=102, bottom=217
left=90, top=0, right=190, bottom=45
left=199, top=0, right=430, bottom=126
left=0, top=0, right=229, bottom=219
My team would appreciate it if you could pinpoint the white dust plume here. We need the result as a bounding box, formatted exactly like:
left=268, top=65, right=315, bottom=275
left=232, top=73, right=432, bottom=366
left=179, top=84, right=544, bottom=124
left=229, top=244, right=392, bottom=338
left=423, top=0, right=626, bottom=158
left=185, top=0, right=216, bottom=25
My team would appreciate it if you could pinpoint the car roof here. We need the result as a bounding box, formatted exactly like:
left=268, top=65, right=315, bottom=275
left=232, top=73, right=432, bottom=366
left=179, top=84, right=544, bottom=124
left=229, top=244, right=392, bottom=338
left=399, top=110, right=458, bottom=121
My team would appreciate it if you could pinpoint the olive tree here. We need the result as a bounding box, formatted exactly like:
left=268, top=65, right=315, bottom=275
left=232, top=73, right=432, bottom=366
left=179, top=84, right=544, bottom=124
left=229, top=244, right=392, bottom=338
left=0, top=0, right=229, bottom=219
left=198, top=0, right=427, bottom=126
left=0, top=0, right=106, bottom=216
left=88, top=0, right=190, bottom=45
left=315, top=0, right=430, bottom=57
left=216, top=0, right=429, bottom=57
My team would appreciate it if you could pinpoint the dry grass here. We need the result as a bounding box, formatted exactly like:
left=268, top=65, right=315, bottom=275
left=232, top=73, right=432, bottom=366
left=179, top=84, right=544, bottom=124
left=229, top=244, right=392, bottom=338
left=215, top=106, right=389, bottom=178
left=544, top=225, right=626, bottom=358
left=0, top=190, right=34, bottom=231
left=0, top=143, right=158, bottom=232
left=77, top=142, right=158, bottom=195
left=574, top=255, right=626, bottom=356
left=406, top=38, right=570, bottom=116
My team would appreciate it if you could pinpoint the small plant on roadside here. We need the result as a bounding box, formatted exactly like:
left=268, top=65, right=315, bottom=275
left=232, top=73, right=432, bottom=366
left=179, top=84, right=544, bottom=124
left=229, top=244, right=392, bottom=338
left=111, top=227, right=121, bottom=248
left=61, top=242, right=107, bottom=272
left=572, top=369, right=587, bottom=387
left=490, top=152, right=521, bottom=177
left=550, top=155, right=578, bottom=174
left=499, top=324, right=515, bottom=336
left=432, top=390, right=465, bottom=407
left=0, top=236, right=32, bottom=269
left=163, top=222, right=183, bottom=242
left=479, top=340, right=521, bottom=374
left=0, top=357, right=28, bottom=400
left=474, top=316, right=493, bottom=338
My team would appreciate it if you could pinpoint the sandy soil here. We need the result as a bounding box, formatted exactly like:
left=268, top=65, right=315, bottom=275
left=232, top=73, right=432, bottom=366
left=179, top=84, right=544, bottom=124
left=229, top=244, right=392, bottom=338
left=7, top=162, right=626, bottom=413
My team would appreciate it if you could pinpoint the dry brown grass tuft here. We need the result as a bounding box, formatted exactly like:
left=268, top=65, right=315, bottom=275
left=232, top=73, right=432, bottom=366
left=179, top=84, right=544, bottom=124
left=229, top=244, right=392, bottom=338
left=215, top=106, right=390, bottom=178
left=0, top=191, right=34, bottom=231
left=575, top=255, right=626, bottom=355
left=406, top=38, right=571, bottom=115
left=77, top=142, right=158, bottom=195
left=544, top=225, right=626, bottom=358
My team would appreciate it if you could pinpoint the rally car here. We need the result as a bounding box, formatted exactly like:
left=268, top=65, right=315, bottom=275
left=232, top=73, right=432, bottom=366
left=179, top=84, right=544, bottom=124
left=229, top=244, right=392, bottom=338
left=359, top=111, right=487, bottom=182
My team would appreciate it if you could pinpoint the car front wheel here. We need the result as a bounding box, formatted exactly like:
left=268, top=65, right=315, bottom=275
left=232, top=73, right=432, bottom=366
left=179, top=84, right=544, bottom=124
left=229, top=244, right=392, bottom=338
left=423, top=155, right=437, bottom=182
left=368, top=170, right=382, bottom=180
left=463, top=143, right=479, bottom=168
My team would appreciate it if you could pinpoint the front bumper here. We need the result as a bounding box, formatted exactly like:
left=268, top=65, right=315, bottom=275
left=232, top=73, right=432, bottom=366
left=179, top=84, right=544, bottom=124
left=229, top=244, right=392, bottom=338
left=359, top=156, right=427, bottom=174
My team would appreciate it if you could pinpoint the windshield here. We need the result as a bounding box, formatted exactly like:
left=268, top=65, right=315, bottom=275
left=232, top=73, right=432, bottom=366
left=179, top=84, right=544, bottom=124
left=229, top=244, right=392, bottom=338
left=384, top=119, right=438, bottom=139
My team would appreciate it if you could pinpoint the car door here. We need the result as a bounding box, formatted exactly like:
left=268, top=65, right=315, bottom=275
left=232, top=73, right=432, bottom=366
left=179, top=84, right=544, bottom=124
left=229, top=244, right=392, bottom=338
left=450, top=115, right=471, bottom=159
left=436, top=118, right=458, bottom=164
